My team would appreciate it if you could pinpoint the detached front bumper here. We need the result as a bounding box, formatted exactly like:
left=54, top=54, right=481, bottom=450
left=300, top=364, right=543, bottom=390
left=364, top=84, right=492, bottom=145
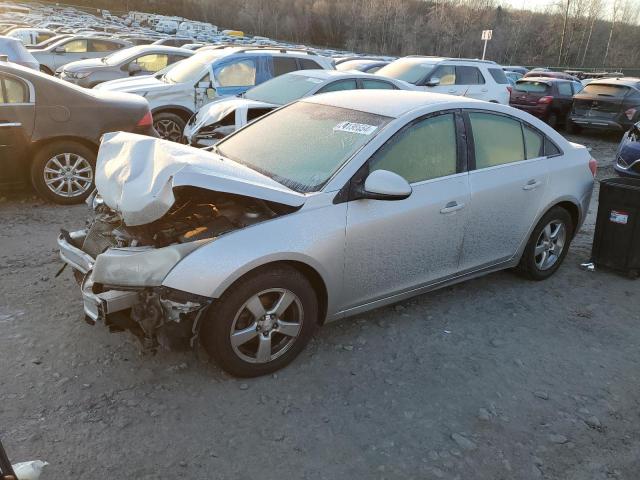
left=58, top=231, right=138, bottom=323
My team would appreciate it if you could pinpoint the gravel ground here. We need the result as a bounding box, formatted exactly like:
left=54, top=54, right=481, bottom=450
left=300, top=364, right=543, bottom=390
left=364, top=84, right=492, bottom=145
left=1, top=130, right=639, bottom=480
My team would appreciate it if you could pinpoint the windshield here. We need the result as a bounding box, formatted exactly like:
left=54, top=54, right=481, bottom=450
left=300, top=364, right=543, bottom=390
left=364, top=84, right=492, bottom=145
left=104, top=47, right=138, bottom=65
left=164, top=50, right=220, bottom=84
left=582, top=84, right=630, bottom=98
left=515, top=81, right=550, bottom=93
left=376, top=59, right=436, bottom=84
left=244, top=73, right=322, bottom=105
left=216, top=102, right=391, bottom=193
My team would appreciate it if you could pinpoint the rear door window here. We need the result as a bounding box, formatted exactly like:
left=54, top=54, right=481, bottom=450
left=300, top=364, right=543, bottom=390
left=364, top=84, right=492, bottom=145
left=523, top=125, right=544, bottom=159
left=273, top=57, right=298, bottom=76
left=133, top=54, right=169, bottom=72
left=557, top=82, right=573, bottom=96
left=488, top=68, right=509, bottom=84
left=361, top=79, right=397, bottom=90
left=298, top=58, right=322, bottom=70
left=317, top=79, right=358, bottom=93
left=89, top=40, right=120, bottom=52
left=61, top=39, right=87, bottom=53
left=468, top=112, right=525, bottom=168
left=0, top=75, right=28, bottom=103
left=456, top=66, right=485, bottom=85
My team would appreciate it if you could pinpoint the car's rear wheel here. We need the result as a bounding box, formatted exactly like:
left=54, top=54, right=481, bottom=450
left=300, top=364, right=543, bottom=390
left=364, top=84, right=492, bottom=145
left=30, top=141, right=96, bottom=204
left=517, top=207, right=573, bottom=280
left=153, top=112, right=186, bottom=142
left=201, top=266, right=319, bottom=377
left=546, top=112, right=558, bottom=128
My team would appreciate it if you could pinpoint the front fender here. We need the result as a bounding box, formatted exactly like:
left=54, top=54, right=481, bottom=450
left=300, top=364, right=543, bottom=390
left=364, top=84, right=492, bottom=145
left=161, top=199, right=347, bottom=316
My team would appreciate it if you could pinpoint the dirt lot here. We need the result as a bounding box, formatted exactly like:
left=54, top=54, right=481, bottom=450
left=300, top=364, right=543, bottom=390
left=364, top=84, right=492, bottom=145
left=1, top=131, right=639, bottom=480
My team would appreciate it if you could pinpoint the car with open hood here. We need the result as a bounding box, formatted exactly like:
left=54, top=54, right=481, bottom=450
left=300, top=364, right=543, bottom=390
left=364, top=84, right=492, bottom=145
left=94, top=47, right=334, bottom=141
left=184, top=69, right=414, bottom=147
left=57, top=90, right=595, bottom=377
left=615, top=121, right=640, bottom=178
left=0, top=61, right=155, bottom=204
left=59, top=45, right=193, bottom=88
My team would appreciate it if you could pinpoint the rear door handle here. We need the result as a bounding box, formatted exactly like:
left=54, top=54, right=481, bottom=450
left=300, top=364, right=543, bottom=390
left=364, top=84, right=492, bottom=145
left=522, top=180, right=542, bottom=190
left=440, top=201, right=465, bottom=214
left=0, top=122, right=21, bottom=128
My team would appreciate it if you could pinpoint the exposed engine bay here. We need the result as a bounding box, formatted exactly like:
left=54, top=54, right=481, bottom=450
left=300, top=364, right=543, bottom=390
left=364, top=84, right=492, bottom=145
left=82, top=186, right=294, bottom=256
left=60, top=187, right=296, bottom=353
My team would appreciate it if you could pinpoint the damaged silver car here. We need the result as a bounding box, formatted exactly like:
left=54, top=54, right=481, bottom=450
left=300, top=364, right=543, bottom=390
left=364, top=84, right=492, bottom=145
left=58, top=90, right=595, bottom=377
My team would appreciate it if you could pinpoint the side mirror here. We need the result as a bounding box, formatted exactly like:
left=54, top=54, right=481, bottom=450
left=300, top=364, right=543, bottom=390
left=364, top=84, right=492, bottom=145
left=361, top=170, right=411, bottom=201
left=127, top=63, right=142, bottom=75
left=425, top=77, right=440, bottom=87
left=206, top=87, right=216, bottom=99
left=54, top=46, right=65, bottom=54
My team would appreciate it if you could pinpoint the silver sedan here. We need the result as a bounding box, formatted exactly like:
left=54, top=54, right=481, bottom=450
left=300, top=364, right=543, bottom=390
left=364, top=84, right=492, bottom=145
left=58, top=90, right=595, bottom=377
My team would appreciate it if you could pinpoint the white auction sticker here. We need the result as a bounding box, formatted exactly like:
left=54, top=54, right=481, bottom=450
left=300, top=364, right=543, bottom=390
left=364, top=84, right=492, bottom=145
left=333, top=121, right=377, bottom=135
left=610, top=210, right=629, bottom=224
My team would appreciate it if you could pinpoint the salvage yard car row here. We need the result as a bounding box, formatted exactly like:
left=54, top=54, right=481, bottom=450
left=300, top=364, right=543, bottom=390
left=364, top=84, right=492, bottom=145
left=0, top=0, right=636, bottom=377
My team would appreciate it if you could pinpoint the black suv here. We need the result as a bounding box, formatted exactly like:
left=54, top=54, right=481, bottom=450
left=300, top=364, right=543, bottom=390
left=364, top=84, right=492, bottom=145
left=569, top=78, right=640, bottom=132
left=0, top=61, right=156, bottom=204
left=510, top=77, right=583, bottom=128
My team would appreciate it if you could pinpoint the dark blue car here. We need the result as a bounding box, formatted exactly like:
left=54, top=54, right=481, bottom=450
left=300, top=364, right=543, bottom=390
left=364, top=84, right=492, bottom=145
left=615, top=122, right=640, bottom=178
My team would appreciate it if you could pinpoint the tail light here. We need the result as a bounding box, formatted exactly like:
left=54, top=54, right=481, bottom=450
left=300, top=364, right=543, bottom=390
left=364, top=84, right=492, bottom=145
left=625, top=108, right=637, bottom=121
left=137, top=111, right=153, bottom=128
left=588, top=157, right=597, bottom=177
left=538, top=96, right=553, bottom=104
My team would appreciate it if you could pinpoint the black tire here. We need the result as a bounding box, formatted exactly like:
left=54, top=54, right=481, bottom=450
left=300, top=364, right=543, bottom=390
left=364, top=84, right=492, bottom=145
left=153, top=112, right=186, bottom=142
left=30, top=141, right=96, bottom=205
left=517, top=207, right=574, bottom=281
left=201, top=266, right=319, bottom=377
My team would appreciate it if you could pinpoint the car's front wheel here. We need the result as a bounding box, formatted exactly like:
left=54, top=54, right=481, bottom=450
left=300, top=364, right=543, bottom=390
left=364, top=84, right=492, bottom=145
left=153, top=112, right=186, bottom=142
left=201, top=266, right=319, bottom=377
left=517, top=206, right=574, bottom=280
left=30, top=141, right=96, bottom=204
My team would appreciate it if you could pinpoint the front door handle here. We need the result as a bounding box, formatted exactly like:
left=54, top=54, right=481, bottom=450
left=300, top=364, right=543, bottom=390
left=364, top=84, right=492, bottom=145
left=522, top=179, right=542, bottom=191
left=440, top=201, right=465, bottom=214
left=0, top=122, right=21, bottom=128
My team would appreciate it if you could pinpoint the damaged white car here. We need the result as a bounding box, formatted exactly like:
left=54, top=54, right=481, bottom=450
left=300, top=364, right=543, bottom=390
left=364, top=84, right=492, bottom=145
left=58, top=90, right=595, bottom=377
left=183, top=69, right=413, bottom=147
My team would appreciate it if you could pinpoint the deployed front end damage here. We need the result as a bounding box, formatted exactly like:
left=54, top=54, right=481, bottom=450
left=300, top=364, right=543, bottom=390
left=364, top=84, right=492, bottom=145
left=57, top=132, right=302, bottom=352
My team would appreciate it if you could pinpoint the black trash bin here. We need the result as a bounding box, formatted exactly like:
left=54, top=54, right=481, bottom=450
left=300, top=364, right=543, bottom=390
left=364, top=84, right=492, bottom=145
left=591, top=177, right=640, bottom=278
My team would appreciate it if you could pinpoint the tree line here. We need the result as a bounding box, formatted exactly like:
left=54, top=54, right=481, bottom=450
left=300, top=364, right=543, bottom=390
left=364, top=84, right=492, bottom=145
left=50, top=0, right=640, bottom=70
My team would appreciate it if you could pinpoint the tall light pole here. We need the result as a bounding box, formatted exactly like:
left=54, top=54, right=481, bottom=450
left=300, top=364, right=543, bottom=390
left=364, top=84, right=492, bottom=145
left=558, top=0, right=571, bottom=66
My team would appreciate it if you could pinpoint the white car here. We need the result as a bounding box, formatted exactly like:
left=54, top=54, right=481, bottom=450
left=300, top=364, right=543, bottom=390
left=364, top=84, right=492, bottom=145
left=95, top=47, right=335, bottom=141
left=184, top=69, right=414, bottom=146
left=376, top=56, right=511, bottom=104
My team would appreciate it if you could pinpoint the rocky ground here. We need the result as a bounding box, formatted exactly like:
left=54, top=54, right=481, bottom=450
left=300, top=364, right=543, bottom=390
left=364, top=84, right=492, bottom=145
left=1, top=130, right=639, bottom=480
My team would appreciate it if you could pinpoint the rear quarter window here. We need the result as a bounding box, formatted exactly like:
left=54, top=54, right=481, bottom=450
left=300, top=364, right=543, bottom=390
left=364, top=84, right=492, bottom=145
left=488, top=68, right=509, bottom=84
left=298, top=58, right=322, bottom=70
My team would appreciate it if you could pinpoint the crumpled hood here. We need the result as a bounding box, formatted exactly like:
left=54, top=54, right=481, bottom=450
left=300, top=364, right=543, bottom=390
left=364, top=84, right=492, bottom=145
left=94, top=75, right=167, bottom=94
left=95, top=132, right=306, bottom=226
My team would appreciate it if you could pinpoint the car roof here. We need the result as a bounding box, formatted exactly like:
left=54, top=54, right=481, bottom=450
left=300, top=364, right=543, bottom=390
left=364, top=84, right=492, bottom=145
left=289, top=69, right=385, bottom=80
left=397, top=56, right=498, bottom=66
left=302, top=89, right=481, bottom=117
left=122, top=44, right=193, bottom=54
left=588, top=77, right=640, bottom=88
left=518, top=77, right=571, bottom=83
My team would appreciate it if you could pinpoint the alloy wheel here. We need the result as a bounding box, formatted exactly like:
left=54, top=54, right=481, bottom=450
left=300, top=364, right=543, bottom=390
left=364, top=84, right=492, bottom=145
left=43, top=152, right=93, bottom=198
left=230, top=288, right=304, bottom=364
left=534, top=220, right=566, bottom=270
left=155, top=119, right=183, bottom=142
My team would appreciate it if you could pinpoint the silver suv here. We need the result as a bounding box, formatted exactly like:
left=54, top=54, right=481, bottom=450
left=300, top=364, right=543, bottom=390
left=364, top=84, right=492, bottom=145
left=377, top=56, right=511, bottom=104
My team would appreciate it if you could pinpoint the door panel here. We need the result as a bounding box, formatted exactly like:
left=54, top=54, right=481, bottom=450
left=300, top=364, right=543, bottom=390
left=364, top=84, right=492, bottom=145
left=0, top=75, right=35, bottom=185
left=343, top=174, right=470, bottom=309
left=425, top=65, right=459, bottom=96
left=459, top=111, right=548, bottom=270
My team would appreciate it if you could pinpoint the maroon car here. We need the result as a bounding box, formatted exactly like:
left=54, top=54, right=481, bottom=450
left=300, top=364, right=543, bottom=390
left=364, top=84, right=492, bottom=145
left=509, top=77, right=583, bottom=128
